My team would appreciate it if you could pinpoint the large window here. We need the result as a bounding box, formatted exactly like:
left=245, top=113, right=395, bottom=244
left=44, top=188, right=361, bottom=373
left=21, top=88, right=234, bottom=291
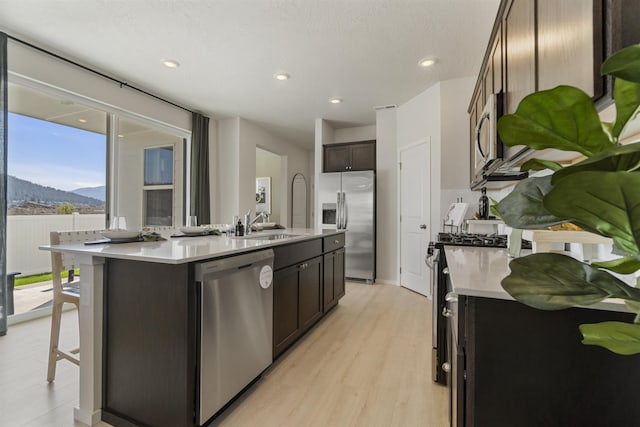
left=6, top=81, right=107, bottom=319
left=143, top=146, right=174, bottom=226
left=114, top=115, right=186, bottom=230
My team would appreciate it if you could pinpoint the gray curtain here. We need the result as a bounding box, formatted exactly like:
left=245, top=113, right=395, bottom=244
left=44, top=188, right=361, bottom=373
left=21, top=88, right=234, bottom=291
left=1, top=33, right=8, bottom=336
left=190, top=113, right=210, bottom=225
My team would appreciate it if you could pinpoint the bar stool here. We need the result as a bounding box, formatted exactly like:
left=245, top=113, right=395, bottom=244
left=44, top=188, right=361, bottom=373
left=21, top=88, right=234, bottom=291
left=47, top=230, right=102, bottom=382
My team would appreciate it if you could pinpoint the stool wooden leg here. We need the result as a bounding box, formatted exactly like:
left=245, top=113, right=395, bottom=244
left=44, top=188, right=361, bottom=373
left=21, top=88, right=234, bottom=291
left=47, top=300, right=63, bottom=383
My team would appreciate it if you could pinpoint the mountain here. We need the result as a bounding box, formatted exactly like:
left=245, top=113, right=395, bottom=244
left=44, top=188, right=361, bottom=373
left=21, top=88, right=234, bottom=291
left=8, top=175, right=103, bottom=206
left=72, top=185, right=106, bottom=202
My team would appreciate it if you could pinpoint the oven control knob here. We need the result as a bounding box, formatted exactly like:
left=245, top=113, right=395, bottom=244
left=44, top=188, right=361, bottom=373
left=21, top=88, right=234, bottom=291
left=442, top=308, right=453, bottom=318
left=442, top=362, right=451, bottom=373
left=442, top=268, right=449, bottom=275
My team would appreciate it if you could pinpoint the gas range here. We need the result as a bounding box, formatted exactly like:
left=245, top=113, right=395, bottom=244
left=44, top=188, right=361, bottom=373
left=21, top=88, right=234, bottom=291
left=436, top=232, right=532, bottom=249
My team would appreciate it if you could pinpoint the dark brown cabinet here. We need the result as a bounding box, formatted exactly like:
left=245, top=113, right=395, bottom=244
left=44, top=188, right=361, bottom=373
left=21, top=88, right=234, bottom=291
left=466, top=0, right=638, bottom=189
left=299, top=256, right=323, bottom=330
left=323, top=141, right=376, bottom=172
left=537, top=0, right=602, bottom=96
left=504, top=0, right=536, bottom=115
left=452, top=295, right=640, bottom=427
left=272, top=235, right=345, bottom=359
left=273, top=255, right=323, bottom=358
left=323, top=248, right=345, bottom=311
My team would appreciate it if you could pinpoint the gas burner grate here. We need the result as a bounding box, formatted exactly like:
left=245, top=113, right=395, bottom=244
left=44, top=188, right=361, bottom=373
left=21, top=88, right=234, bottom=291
left=437, top=232, right=531, bottom=249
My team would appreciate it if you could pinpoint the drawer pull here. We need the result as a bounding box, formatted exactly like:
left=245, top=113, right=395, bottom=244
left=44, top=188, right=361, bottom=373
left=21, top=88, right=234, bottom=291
left=334, top=239, right=339, bottom=244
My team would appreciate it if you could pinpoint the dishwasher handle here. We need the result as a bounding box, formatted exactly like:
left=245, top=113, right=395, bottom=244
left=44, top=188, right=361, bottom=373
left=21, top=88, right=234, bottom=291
left=195, top=249, right=274, bottom=282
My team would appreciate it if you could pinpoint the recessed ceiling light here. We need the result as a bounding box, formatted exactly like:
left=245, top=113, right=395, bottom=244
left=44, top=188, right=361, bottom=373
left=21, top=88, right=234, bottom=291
left=162, top=59, right=180, bottom=69
left=118, top=134, right=124, bottom=138
left=274, top=73, right=290, bottom=81
left=77, top=118, right=87, bottom=123
left=418, top=57, right=438, bottom=68
left=329, top=98, right=343, bottom=104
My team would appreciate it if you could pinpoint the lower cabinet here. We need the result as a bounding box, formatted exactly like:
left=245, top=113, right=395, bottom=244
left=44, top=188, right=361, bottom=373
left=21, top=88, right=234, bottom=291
left=273, top=255, right=323, bottom=358
left=323, top=248, right=345, bottom=311
left=454, top=296, right=640, bottom=427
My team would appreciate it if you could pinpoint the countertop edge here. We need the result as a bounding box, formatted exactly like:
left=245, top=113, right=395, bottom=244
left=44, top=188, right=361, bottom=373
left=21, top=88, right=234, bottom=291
left=40, top=228, right=345, bottom=264
left=444, top=246, right=629, bottom=313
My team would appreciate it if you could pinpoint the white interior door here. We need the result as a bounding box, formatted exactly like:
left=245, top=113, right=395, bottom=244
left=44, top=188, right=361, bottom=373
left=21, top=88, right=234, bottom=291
left=399, top=141, right=431, bottom=297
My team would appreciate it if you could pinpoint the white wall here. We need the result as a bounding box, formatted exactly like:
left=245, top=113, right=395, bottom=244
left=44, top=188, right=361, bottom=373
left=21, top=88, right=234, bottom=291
left=439, top=77, right=479, bottom=221
left=256, top=148, right=282, bottom=224
left=375, top=109, right=398, bottom=284
left=215, top=118, right=240, bottom=224
left=333, top=125, right=376, bottom=144
left=215, top=118, right=312, bottom=227
left=397, top=82, right=442, bottom=244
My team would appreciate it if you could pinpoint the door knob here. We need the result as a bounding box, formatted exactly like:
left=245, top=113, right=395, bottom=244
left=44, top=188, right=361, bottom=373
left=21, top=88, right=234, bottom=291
left=419, top=224, right=427, bottom=229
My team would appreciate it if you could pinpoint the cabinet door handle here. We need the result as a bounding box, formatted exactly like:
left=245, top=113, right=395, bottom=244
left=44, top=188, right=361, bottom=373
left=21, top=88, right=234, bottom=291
left=334, top=239, right=339, bottom=244
left=442, top=267, right=449, bottom=275
left=441, top=362, right=451, bottom=373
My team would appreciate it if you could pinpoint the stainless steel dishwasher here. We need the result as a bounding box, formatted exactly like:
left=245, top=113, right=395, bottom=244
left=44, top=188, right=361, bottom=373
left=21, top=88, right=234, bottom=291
left=195, top=249, right=274, bottom=424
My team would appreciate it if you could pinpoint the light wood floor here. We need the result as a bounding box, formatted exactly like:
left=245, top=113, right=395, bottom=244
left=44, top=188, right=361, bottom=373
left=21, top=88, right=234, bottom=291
left=0, top=282, right=447, bottom=427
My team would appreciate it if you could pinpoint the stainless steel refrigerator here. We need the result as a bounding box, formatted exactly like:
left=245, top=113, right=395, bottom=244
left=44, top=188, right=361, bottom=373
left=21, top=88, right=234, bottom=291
left=318, top=171, right=375, bottom=282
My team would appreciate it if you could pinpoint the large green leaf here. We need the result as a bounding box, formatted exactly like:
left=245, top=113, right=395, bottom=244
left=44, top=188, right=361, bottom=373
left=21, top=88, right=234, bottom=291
left=580, top=322, right=640, bottom=355
left=497, top=86, right=612, bottom=156
left=544, top=171, right=640, bottom=256
left=502, top=253, right=640, bottom=310
left=602, top=44, right=640, bottom=83
left=611, top=79, right=640, bottom=137
left=592, top=257, right=640, bottom=275
left=520, top=158, right=563, bottom=172
left=496, top=175, right=566, bottom=229
left=551, top=142, right=640, bottom=184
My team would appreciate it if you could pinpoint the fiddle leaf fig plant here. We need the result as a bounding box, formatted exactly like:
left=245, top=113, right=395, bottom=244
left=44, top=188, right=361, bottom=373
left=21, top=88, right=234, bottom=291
left=496, top=44, right=640, bottom=355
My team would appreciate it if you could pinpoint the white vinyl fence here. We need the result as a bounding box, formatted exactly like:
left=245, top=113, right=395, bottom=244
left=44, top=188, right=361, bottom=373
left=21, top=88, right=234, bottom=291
left=7, top=213, right=106, bottom=276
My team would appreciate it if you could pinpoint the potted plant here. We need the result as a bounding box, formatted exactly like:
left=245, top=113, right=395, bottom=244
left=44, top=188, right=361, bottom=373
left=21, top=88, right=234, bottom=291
left=496, top=44, right=640, bottom=355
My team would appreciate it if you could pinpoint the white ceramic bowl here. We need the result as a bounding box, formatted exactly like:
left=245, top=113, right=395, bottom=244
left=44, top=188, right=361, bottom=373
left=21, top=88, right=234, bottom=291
left=101, top=231, right=141, bottom=241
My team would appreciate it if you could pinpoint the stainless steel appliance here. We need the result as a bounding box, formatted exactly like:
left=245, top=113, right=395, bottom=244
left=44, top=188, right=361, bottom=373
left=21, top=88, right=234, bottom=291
left=426, top=242, right=447, bottom=385
left=426, top=233, right=532, bottom=387
left=472, top=93, right=503, bottom=183
left=318, top=171, right=375, bottom=282
left=195, top=249, right=274, bottom=424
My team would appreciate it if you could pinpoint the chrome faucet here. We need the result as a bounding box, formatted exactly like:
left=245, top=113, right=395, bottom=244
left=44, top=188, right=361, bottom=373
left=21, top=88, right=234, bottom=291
left=250, top=212, right=270, bottom=226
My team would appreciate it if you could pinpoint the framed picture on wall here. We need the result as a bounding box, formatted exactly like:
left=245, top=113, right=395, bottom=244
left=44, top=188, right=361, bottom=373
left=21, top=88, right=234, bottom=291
left=256, top=176, right=271, bottom=214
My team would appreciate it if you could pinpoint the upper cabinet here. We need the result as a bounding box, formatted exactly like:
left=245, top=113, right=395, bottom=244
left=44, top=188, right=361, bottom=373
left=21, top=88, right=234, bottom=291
left=503, top=0, right=536, bottom=115
left=323, top=140, right=376, bottom=172
left=537, top=0, right=601, bottom=96
left=468, top=0, right=640, bottom=189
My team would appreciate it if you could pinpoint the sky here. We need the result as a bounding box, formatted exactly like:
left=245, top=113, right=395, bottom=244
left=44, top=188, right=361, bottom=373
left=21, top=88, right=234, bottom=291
left=8, top=112, right=106, bottom=191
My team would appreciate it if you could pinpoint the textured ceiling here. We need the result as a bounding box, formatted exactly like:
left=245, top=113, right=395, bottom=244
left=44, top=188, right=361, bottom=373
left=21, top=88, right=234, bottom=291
left=0, top=0, right=500, bottom=149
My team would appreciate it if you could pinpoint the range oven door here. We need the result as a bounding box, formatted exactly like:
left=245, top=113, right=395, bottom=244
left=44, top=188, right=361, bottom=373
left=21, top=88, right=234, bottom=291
left=426, top=242, right=447, bottom=385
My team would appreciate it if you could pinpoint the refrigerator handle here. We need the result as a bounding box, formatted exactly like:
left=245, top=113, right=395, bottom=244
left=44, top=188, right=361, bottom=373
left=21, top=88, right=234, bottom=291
left=343, top=192, right=348, bottom=229
left=336, top=191, right=342, bottom=230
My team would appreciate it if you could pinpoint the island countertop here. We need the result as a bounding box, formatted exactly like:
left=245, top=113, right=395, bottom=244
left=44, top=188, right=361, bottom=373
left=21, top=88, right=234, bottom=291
left=444, top=246, right=629, bottom=313
left=39, top=228, right=344, bottom=264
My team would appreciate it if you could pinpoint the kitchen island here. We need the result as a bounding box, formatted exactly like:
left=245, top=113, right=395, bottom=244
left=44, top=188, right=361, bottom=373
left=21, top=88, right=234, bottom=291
left=443, top=246, right=640, bottom=427
left=41, top=228, right=346, bottom=427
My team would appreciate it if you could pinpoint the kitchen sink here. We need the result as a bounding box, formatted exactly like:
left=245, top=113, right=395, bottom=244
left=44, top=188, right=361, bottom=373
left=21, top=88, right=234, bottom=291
left=238, top=233, right=301, bottom=241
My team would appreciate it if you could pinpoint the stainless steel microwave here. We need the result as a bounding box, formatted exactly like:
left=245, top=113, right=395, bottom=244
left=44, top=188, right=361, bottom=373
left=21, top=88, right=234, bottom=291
left=472, top=93, right=503, bottom=182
